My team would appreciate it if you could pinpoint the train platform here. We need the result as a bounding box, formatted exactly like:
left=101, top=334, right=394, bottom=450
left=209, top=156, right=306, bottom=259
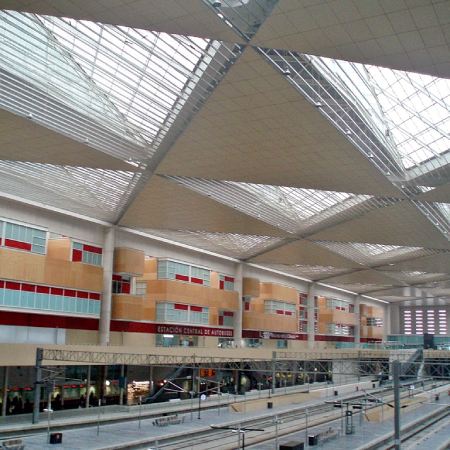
left=0, top=381, right=448, bottom=449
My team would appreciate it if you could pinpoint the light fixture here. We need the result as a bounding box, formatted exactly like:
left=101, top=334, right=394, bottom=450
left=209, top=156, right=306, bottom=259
left=105, top=380, right=111, bottom=386
left=367, top=153, right=374, bottom=158
left=212, top=1, right=222, bottom=7
left=27, top=113, right=33, bottom=119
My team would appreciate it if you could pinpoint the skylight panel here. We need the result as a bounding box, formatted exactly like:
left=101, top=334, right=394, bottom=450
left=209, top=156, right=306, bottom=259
left=0, top=161, right=148, bottom=222
left=0, top=11, right=241, bottom=168
left=136, top=229, right=284, bottom=260
left=312, top=241, right=445, bottom=266
left=163, top=175, right=395, bottom=235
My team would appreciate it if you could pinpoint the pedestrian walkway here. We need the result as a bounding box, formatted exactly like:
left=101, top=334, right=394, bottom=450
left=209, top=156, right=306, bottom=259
left=250, top=386, right=450, bottom=450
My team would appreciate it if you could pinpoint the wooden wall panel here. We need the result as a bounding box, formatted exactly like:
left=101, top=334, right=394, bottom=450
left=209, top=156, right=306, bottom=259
left=114, top=248, right=145, bottom=276
left=47, top=238, right=72, bottom=261
left=368, top=327, right=383, bottom=339
left=261, top=283, right=298, bottom=303
left=319, top=310, right=358, bottom=325
left=146, top=280, right=239, bottom=310
left=210, top=271, right=219, bottom=289
left=0, top=247, right=103, bottom=291
left=112, top=294, right=143, bottom=320
left=243, top=277, right=260, bottom=297
left=243, top=311, right=297, bottom=332
left=138, top=258, right=158, bottom=281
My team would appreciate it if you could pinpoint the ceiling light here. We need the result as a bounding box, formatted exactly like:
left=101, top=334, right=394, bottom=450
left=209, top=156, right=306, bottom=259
left=367, top=153, right=374, bottom=158
left=212, top=1, right=222, bottom=7
left=26, top=113, right=33, bottom=119
left=315, top=102, right=323, bottom=108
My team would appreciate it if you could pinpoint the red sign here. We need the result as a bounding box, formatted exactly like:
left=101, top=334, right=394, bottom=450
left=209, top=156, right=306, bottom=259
left=155, top=324, right=233, bottom=338
left=242, top=330, right=307, bottom=340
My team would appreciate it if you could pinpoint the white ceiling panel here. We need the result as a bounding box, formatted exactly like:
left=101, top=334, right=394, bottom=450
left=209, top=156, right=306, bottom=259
left=118, top=175, right=292, bottom=237
left=0, top=0, right=242, bottom=43
left=248, top=239, right=363, bottom=268
left=157, top=46, right=403, bottom=197
left=309, top=201, right=450, bottom=249
left=252, top=0, right=450, bottom=79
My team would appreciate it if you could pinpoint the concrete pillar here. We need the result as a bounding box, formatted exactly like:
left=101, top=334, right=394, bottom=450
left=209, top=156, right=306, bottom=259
left=234, top=262, right=244, bottom=348
left=2, top=367, right=9, bottom=417
left=99, top=226, right=115, bottom=346
left=388, top=303, right=400, bottom=336
left=307, top=283, right=316, bottom=349
left=354, top=294, right=361, bottom=348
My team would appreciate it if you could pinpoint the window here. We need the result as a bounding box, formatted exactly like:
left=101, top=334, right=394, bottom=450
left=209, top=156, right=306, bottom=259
left=326, top=298, right=350, bottom=312
left=243, top=296, right=251, bottom=311
left=299, top=320, right=308, bottom=333
left=325, top=323, right=354, bottom=336
left=367, top=318, right=383, bottom=327
left=218, top=310, right=234, bottom=327
left=112, top=275, right=131, bottom=294
left=2, top=220, right=47, bottom=254
left=155, top=302, right=209, bottom=325
left=299, top=293, right=308, bottom=306
left=157, top=259, right=210, bottom=286
left=72, top=242, right=102, bottom=266
left=264, top=300, right=296, bottom=316
left=277, top=339, right=288, bottom=349
left=0, top=280, right=100, bottom=315
left=246, top=338, right=262, bottom=348
left=136, top=281, right=147, bottom=296
left=219, top=275, right=235, bottom=291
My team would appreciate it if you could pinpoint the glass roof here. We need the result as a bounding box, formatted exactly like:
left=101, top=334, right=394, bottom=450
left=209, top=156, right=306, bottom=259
left=136, top=228, right=285, bottom=260
left=0, top=161, right=148, bottom=222
left=163, top=175, right=397, bottom=235
left=203, top=0, right=279, bottom=42
left=312, top=241, right=447, bottom=267
left=259, top=48, right=450, bottom=186
left=381, top=270, right=449, bottom=284
left=313, top=57, right=450, bottom=171
left=255, top=263, right=352, bottom=281
left=0, top=11, right=240, bottom=166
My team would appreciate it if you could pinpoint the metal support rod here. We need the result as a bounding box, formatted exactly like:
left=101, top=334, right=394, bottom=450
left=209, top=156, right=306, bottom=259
left=198, top=391, right=202, bottom=419
left=190, top=391, right=194, bottom=421
left=305, top=407, right=308, bottom=448
left=33, top=348, right=43, bottom=424
left=86, top=365, right=91, bottom=408
left=46, top=391, right=52, bottom=445
left=97, top=399, right=101, bottom=436
left=2, top=366, right=9, bottom=417
left=393, top=360, right=401, bottom=450
left=119, top=365, right=124, bottom=406
left=138, top=395, right=142, bottom=429
left=218, top=382, right=221, bottom=416
left=271, top=351, right=276, bottom=395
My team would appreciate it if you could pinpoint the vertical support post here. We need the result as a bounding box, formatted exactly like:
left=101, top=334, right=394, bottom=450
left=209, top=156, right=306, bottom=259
left=275, top=414, right=279, bottom=450
left=218, top=382, right=221, bottom=416
left=234, top=263, right=243, bottom=348
left=149, top=365, right=154, bottom=396
left=307, top=283, right=316, bottom=349
left=46, top=390, right=52, bottom=444
left=393, top=360, right=401, bottom=450
left=138, top=395, right=142, bottom=429
left=97, top=399, right=101, bottom=436
left=2, top=366, right=9, bottom=417
left=119, top=364, right=125, bottom=406
left=33, top=348, right=43, bottom=424
left=305, top=407, right=308, bottom=448
left=271, top=351, right=276, bottom=395
left=354, top=295, right=361, bottom=349
left=99, top=226, right=115, bottom=346
left=86, top=365, right=91, bottom=408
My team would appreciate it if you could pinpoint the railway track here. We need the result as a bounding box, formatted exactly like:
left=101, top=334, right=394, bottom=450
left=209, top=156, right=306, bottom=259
left=130, top=381, right=445, bottom=450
